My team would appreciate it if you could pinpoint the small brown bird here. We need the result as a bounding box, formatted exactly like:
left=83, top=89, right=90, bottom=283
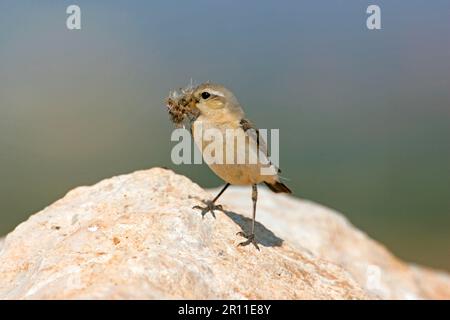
left=167, top=82, right=291, bottom=249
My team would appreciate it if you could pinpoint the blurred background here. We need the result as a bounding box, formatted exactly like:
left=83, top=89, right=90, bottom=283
left=0, top=1, right=449, bottom=270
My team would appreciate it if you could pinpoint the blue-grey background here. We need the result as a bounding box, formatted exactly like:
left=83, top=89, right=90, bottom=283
left=0, top=1, right=449, bottom=270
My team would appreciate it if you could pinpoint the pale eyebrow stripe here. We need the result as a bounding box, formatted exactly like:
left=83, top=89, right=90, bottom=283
left=207, top=89, right=225, bottom=97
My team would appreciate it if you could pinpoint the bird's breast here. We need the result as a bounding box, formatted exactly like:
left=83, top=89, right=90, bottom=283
left=191, top=118, right=271, bottom=185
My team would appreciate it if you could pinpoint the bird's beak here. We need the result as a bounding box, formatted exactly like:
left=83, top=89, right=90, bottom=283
left=188, top=96, right=199, bottom=110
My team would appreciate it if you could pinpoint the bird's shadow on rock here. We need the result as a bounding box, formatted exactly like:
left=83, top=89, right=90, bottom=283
left=219, top=208, right=283, bottom=248
left=189, top=195, right=283, bottom=248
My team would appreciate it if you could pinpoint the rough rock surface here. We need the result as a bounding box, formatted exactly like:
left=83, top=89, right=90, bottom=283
left=0, top=168, right=448, bottom=299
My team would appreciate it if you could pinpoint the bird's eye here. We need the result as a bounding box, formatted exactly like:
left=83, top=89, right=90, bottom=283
left=201, top=92, right=211, bottom=99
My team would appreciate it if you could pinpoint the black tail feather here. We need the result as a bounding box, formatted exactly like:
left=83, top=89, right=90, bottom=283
left=264, top=181, right=292, bottom=194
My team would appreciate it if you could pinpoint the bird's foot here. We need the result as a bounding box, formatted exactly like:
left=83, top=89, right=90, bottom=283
left=192, top=200, right=223, bottom=219
left=236, top=232, right=260, bottom=250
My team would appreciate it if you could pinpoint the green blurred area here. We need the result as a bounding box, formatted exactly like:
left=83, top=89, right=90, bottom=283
left=0, top=1, right=449, bottom=270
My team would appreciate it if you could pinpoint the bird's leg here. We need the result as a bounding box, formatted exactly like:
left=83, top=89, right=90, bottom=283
left=193, top=183, right=230, bottom=218
left=237, top=184, right=260, bottom=250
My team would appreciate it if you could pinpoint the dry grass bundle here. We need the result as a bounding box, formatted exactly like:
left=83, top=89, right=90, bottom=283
left=165, top=84, right=200, bottom=127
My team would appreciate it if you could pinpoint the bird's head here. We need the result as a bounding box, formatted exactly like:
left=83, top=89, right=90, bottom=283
left=190, top=83, right=244, bottom=119
left=166, top=82, right=244, bottom=126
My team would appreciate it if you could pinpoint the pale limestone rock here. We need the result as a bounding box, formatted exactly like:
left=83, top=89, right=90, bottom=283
left=214, top=187, right=450, bottom=299
left=0, top=168, right=448, bottom=299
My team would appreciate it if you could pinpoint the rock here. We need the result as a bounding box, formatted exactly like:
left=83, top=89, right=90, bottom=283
left=215, top=187, right=450, bottom=299
left=0, top=168, right=448, bottom=299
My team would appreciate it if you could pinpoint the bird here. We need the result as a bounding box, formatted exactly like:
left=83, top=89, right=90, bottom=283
left=187, top=82, right=292, bottom=250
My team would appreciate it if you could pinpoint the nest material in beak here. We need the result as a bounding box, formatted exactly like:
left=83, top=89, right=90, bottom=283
left=165, top=84, right=200, bottom=127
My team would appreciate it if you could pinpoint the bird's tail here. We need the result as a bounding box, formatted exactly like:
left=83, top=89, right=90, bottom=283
left=264, top=181, right=292, bottom=194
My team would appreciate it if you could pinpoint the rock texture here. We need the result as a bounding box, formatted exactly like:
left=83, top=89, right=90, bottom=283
left=0, top=168, right=448, bottom=299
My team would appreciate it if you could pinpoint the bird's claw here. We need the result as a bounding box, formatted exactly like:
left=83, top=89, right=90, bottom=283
left=192, top=200, right=223, bottom=219
left=236, top=232, right=260, bottom=250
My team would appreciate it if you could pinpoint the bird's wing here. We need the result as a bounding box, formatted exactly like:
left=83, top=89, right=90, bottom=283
left=239, top=118, right=281, bottom=174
